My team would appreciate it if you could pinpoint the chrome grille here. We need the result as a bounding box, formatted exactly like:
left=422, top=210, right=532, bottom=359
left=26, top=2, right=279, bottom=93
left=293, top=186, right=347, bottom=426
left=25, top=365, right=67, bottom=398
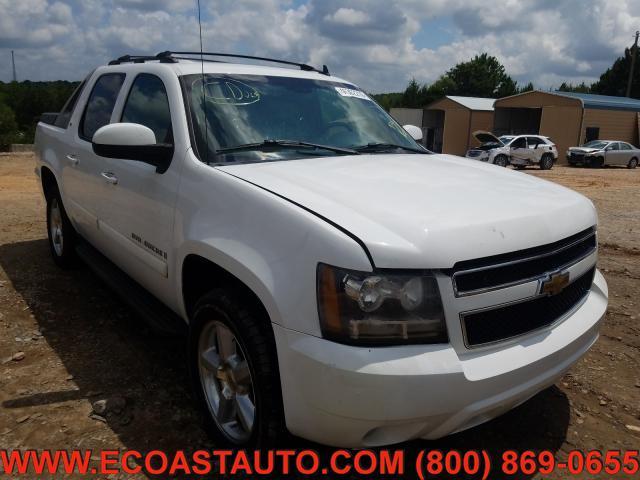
left=451, top=227, right=596, bottom=297
left=461, top=267, right=594, bottom=347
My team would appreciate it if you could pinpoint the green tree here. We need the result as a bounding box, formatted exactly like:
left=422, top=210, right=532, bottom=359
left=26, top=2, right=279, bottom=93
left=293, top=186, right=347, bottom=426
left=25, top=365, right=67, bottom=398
left=558, top=81, right=591, bottom=93
left=401, top=79, right=422, bottom=108
left=0, top=102, right=18, bottom=145
left=591, top=47, right=640, bottom=98
left=518, top=81, right=535, bottom=93
left=445, top=53, right=518, bottom=98
left=0, top=80, right=79, bottom=143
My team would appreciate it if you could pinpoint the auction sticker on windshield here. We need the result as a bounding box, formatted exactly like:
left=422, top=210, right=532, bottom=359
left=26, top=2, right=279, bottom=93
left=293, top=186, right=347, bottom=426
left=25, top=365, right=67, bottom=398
left=335, top=86, right=371, bottom=100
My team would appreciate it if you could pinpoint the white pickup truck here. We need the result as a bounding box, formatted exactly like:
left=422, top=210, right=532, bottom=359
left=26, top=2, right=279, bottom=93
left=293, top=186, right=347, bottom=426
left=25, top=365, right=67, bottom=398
left=34, top=52, right=607, bottom=448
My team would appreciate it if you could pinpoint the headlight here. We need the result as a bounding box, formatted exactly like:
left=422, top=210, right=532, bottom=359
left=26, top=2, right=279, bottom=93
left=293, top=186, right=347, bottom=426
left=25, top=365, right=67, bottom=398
left=316, top=264, right=447, bottom=345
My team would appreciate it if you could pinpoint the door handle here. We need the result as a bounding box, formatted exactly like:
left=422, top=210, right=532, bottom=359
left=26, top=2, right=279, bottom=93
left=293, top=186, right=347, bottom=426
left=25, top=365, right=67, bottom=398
left=66, top=154, right=79, bottom=166
left=101, top=172, right=118, bottom=185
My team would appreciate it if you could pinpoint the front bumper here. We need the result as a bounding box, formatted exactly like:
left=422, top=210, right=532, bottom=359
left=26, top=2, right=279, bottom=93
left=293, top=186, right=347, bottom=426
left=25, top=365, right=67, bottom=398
left=273, top=270, right=607, bottom=447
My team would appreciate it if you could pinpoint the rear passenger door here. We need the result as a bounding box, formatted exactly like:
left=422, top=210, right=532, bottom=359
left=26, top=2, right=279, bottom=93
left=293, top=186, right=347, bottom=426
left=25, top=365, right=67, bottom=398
left=64, top=72, right=126, bottom=243
left=604, top=142, right=622, bottom=165
left=526, top=136, right=545, bottom=162
left=96, top=73, right=181, bottom=300
left=617, top=142, right=634, bottom=165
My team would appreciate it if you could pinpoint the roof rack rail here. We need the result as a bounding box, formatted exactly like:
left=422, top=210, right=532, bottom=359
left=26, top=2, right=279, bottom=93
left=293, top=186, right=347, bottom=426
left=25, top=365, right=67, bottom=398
left=157, top=51, right=330, bottom=75
left=108, top=54, right=178, bottom=65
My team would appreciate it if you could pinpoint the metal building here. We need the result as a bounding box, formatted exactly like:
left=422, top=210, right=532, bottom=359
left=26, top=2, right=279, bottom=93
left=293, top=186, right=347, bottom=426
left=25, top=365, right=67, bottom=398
left=390, top=96, right=495, bottom=155
left=494, top=91, right=640, bottom=163
left=422, top=96, right=495, bottom=155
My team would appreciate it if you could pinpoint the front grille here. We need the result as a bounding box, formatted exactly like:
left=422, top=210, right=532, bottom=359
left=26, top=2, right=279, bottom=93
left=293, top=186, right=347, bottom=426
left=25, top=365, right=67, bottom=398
left=452, top=227, right=596, bottom=295
left=467, top=150, right=482, bottom=157
left=461, top=267, right=594, bottom=347
left=569, top=153, right=585, bottom=163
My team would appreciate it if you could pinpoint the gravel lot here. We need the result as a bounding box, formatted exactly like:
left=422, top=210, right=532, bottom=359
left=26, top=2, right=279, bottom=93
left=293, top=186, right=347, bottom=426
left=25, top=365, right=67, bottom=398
left=0, top=154, right=638, bottom=479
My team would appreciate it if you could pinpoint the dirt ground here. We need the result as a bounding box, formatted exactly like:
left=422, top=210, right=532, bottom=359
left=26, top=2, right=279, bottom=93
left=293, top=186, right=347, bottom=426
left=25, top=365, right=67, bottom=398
left=0, top=154, right=638, bottom=479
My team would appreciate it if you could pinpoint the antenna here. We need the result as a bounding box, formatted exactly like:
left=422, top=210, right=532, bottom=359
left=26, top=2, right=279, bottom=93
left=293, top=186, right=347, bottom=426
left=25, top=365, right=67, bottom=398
left=196, top=0, right=209, bottom=163
left=11, top=50, right=17, bottom=82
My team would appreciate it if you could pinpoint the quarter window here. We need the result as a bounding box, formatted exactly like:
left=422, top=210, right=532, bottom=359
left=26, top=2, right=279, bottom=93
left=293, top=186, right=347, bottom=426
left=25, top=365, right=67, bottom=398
left=80, top=73, right=125, bottom=141
left=54, top=79, right=87, bottom=129
left=121, top=74, right=172, bottom=143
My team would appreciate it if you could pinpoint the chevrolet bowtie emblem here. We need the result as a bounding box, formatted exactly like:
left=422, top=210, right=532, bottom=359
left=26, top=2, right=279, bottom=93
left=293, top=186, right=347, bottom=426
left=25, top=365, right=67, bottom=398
left=540, top=271, right=570, bottom=296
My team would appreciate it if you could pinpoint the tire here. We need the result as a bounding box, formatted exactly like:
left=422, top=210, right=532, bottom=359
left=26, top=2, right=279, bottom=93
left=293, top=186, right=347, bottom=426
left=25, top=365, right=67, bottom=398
left=539, top=154, right=554, bottom=170
left=188, top=289, right=285, bottom=447
left=493, top=155, right=508, bottom=167
left=46, top=187, right=77, bottom=268
left=628, top=157, right=638, bottom=169
left=591, top=156, right=604, bottom=168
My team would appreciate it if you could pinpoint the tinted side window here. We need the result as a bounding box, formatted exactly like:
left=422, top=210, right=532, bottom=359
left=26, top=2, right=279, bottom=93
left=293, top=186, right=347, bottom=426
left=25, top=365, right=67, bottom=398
left=526, top=136, right=542, bottom=147
left=620, top=143, right=632, bottom=150
left=54, top=80, right=87, bottom=129
left=121, top=74, right=172, bottom=143
left=608, top=142, right=620, bottom=151
left=80, top=73, right=125, bottom=141
left=511, top=137, right=526, bottom=148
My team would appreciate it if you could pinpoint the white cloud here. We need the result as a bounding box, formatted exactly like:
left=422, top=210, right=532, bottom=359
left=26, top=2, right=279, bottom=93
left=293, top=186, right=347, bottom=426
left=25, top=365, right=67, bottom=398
left=324, top=7, right=370, bottom=26
left=1, top=0, right=639, bottom=94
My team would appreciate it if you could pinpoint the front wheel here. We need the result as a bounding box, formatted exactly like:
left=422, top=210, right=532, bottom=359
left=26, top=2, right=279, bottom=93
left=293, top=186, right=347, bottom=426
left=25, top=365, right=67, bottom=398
left=540, top=154, right=554, bottom=170
left=493, top=155, right=508, bottom=167
left=628, top=157, right=638, bottom=169
left=46, top=189, right=77, bottom=268
left=189, top=290, right=285, bottom=447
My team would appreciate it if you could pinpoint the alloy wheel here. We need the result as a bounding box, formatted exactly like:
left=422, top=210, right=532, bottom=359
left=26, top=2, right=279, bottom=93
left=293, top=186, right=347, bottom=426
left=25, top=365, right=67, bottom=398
left=49, top=198, right=64, bottom=257
left=198, top=320, right=255, bottom=443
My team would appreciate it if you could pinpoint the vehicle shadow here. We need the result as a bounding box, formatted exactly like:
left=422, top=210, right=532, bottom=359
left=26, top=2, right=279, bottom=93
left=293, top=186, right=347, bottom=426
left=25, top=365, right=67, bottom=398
left=0, top=239, right=569, bottom=479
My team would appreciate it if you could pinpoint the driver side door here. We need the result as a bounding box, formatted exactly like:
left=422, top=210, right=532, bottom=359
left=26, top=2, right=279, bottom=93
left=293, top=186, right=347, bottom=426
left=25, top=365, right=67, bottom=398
left=94, top=73, right=182, bottom=301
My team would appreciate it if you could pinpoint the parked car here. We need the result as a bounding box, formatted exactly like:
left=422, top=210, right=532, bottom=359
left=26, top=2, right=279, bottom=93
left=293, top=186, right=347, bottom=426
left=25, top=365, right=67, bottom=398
left=567, top=140, right=639, bottom=168
left=34, top=52, right=607, bottom=448
left=466, top=132, right=558, bottom=169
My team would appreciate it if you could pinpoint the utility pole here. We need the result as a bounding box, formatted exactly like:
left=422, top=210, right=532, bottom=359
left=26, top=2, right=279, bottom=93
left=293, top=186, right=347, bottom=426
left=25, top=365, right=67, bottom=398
left=626, top=31, right=639, bottom=97
left=11, top=50, right=17, bottom=82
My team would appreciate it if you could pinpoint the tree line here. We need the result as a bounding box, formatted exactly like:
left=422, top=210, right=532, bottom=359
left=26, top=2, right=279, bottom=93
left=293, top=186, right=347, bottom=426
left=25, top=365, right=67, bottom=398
left=0, top=80, right=79, bottom=145
left=373, top=47, right=640, bottom=111
left=0, top=46, right=638, bottom=144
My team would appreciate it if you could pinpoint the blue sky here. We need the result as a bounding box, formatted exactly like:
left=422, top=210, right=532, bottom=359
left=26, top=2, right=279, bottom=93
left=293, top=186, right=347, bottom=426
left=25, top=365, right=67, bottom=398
left=1, top=0, right=639, bottom=93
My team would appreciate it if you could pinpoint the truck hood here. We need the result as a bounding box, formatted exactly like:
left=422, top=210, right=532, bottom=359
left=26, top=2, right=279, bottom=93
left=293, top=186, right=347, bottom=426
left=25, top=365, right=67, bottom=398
left=472, top=130, right=503, bottom=146
left=218, top=154, right=597, bottom=268
left=569, top=147, right=602, bottom=154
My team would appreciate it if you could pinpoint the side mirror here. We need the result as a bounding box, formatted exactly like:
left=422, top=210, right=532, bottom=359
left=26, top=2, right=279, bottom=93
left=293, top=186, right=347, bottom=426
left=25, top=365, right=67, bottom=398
left=403, top=124, right=423, bottom=142
left=92, top=123, right=174, bottom=174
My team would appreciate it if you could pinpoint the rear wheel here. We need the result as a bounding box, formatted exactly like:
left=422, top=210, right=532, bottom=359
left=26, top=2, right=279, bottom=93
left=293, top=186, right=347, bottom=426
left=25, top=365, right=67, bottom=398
left=628, top=157, right=638, bottom=169
left=540, top=154, right=554, bottom=170
left=493, top=155, right=508, bottom=167
left=189, top=290, right=285, bottom=447
left=46, top=188, right=77, bottom=268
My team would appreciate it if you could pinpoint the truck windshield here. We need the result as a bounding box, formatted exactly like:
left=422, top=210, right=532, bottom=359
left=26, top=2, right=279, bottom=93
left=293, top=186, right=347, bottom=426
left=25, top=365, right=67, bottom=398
left=182, top=74, right=425, bottom=164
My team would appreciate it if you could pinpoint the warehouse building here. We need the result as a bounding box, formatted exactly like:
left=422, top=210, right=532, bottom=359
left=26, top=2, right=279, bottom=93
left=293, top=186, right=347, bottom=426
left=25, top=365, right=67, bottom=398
left=422, top=96, right=495, bottom=155
left=390, top=96, right=495, bottom=155
left=494, top=91, right=640, bottom=163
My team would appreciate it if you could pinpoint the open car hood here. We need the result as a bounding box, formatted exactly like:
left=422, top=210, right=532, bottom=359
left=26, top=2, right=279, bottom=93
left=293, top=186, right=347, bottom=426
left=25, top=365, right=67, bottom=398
left=472, top=130, right=503, bottom=146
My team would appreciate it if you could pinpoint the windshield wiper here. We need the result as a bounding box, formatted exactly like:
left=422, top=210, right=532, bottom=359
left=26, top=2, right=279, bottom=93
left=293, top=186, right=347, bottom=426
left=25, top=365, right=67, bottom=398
left=216, top=139, right=359, bottom=156
left=353, top=143, right=427, bottom=154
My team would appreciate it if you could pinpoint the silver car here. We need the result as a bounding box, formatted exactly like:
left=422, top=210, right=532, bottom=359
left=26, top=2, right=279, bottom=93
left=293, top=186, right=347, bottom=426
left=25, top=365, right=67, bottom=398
left=567, top=140, right=640, bottom=168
